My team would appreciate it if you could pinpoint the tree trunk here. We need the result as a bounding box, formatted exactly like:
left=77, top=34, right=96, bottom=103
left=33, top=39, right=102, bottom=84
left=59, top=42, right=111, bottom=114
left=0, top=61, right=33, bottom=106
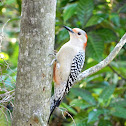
left=12, top=0, right=56, bottom=126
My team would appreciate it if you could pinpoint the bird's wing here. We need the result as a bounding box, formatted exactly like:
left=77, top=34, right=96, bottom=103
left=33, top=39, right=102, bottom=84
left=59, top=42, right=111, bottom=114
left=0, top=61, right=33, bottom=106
left=65, top=51, right=85, bottom=93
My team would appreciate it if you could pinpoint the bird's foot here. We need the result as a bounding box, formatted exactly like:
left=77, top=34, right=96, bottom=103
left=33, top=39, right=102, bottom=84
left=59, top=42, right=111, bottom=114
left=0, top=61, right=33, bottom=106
left=48, top=58, right=57, bottom=66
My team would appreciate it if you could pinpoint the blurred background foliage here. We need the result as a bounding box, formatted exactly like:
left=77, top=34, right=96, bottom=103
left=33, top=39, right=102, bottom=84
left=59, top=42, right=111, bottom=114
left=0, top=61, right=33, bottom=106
left=0, top=0, right=126, bottom=125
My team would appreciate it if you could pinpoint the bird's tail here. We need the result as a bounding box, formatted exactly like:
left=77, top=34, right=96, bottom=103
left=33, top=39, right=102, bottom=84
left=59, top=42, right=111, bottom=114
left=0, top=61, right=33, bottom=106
left=50, top=98, right=61, bottom=116
left=48, top=96, right=62, bottom=123
left=48, top=83, right=66, bottom=122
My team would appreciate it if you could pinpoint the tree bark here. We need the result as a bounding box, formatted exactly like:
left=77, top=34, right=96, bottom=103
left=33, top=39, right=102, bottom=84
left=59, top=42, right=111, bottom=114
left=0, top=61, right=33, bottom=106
left=12, top=0, right=56, bottom=126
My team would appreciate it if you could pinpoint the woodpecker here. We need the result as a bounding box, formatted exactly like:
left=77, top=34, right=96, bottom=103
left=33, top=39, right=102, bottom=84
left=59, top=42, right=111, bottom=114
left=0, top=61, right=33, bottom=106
left=50, top=26, right=88, bottom=117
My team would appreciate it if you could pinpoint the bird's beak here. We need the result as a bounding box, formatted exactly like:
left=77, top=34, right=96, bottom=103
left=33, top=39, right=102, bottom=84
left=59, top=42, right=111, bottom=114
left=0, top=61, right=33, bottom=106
left=64, top=26, right=74, bottom=33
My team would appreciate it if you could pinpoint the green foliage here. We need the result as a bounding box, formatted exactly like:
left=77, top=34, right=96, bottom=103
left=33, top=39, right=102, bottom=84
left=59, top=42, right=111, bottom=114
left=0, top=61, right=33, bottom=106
left=69, top=112, right=89, bottom=126
left=0, top=107, right=11, bottom=126
left=88, top=109, right=104, bottom=123
left=111, top=107, right=126, bottom=119
left=60, top=102, right=77, bottom=115
left=119, top=4, right=126, bottom=13
left=71, top=88, right=96, bottom=105
left=63, top=3, right=77, bottom=22
left=86, top=14, right=108, bottom=27
left=110, top=98, right=126, bottom=107
left=98, top=118, right=112, bottom=126
left=70, top=99, right=92, bottom=109
left=0, top=0, right=20, bottom=125
left=87, top=31, right=104, bottom=61
left=77, top=0, right=94, bottom=26
left=1, top=0, right=126, bottom=125
left=99, top=84, right=115, bottom=101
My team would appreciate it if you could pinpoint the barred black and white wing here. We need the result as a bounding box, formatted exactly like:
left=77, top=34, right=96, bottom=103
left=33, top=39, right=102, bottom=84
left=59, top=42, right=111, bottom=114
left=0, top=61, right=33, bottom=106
left=65, top=51, right=85, bottom=93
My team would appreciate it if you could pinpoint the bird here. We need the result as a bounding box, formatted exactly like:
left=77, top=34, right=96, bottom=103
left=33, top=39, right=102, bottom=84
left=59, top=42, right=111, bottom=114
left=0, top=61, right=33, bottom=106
left=50, top=26, right=88, bottom=118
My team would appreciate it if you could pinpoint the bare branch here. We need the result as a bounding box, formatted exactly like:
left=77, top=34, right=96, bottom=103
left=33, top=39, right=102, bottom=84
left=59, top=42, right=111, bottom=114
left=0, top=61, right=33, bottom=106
left=1, top=19, right=10, bottom=35
left=77, top=33, right=126, bottom=82
left=0, top=19, right=10, bottom=52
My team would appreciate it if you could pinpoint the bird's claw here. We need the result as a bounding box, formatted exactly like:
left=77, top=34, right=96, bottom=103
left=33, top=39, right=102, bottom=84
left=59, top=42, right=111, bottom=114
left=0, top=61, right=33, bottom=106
left=48, top=58, right=57, bottom=66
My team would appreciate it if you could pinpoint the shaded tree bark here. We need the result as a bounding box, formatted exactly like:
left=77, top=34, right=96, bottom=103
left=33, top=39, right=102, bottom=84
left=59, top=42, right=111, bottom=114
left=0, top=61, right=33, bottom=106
left=12, top=0, right=56, bottom=125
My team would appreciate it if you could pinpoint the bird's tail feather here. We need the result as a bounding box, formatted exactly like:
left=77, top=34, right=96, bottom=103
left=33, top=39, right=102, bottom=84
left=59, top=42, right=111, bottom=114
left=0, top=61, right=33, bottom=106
left=48, top=97, right=61, bottom=123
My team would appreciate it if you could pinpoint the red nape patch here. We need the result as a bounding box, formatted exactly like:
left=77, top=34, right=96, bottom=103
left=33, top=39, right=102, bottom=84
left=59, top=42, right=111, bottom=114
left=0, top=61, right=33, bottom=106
left=83, top=42, right=87, bottom=50
left=83, top=33, right=88, bottom=50
left=86, top=34, right=88, bottom=40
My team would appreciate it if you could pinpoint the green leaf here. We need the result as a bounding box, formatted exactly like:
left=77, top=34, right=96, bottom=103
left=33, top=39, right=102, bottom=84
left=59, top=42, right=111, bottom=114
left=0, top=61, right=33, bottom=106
left=86, top=14, right=108, bottom=27
left=88, top=109, right=104, bottom=123
left=56, top=29, right=69, bottom=46
left=5, top=0, right=15, bottom=4
left=71, top=88, right=96, bottom=105
left=118, top=4, right=126, bottom=13
left=60, top=102, right=77, bottom=115
left=8, top=17, right=21, bottom=22
left=0, top=107, right=11, bottom=126
left=87, top=28, right=117, bottom=61
left=109, top=13, right=120, bottom=27
left=59, top=0, right=69, bottom=7
left=99, top=84, right=115, bottom=101
left=110, top=98, right=126, bottom=107
left=115, top=28, right=125, bottom=37
left=16, top=0, right=22, bottom=14
left=111, top=107, right=126, bottom=119
left=63, top=3, right=77, bottom=22
left=70, top=99, right=93, bottom=109
left=87, top=32, right=104, bottom=61
left=77, top=0, right=94, bottom=26
left=98, top=119, right=112, bottom=126
left=96, top=28, right=118, bottom=43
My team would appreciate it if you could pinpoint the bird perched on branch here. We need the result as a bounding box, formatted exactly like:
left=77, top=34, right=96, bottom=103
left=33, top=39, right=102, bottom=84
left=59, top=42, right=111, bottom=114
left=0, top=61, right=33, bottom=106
left=50, top=26, right=88, bottom=117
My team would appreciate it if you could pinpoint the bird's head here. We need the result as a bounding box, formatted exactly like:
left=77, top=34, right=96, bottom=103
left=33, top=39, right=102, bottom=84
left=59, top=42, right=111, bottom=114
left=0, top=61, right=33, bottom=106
left=64, top=26, right=88, bottom=49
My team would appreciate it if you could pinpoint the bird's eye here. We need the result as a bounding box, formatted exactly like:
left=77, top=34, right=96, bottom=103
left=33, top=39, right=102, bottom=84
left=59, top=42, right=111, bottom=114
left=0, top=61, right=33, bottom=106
left=78, top=32, right=81, bottom=35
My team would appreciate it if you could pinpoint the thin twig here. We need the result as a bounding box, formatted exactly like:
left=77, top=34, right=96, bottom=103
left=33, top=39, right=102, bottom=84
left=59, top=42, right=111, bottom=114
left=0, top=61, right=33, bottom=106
left=1, top=19, right=10, bottom=35
left=64, top=110, right=76, bottom=126
left=10, top=101, right=14, bottom=107
left=1, top=58, right=16, bottom=75
left=0, top=19, right=10, bottom=52
left=0, top=107, right=9, bottom=126
left=0, top=105, right=13, bottom=120
left=108, top=64, right=126, bottom=81
left=58, top=107, right=76, bottom=126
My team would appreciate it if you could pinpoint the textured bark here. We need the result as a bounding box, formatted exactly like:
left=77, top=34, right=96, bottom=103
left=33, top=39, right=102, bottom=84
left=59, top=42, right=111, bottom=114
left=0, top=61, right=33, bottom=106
left=12, top=0, right=56, bottom=126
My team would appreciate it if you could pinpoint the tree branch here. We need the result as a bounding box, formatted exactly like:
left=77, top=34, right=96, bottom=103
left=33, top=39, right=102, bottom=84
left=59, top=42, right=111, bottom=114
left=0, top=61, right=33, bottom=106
left=77, top=33, right=126, bottom=82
